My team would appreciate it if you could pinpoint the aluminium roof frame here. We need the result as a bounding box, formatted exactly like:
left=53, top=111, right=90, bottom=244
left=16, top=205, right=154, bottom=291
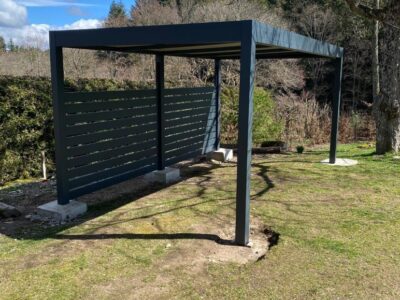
left=50, top=20, right=344, bottom=246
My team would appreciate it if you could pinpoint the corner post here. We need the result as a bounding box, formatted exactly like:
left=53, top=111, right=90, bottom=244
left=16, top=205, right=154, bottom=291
left=50, top=32, right=69, bottom=205
left=156, top=54, right=165, bottom=170
left=235, top=23, right=256, bottom=246
left=329, top=56, right=343, bottom=164
left=214, top=59, right=222, bottom=150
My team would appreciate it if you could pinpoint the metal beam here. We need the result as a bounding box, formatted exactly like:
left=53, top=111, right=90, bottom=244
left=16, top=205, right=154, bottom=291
left=176, top=51, right=327, bottom=60
left=235, top=25, right=256, bottom=246
left=329, top=57, right=344, bottom=164
left=52, top=21, right=244, bottom=48
left=152, top=43, right=240, bottom=53
left=255, top=52, right=326, bottom=59
left=156, top=54, right=165, bottom=170
left=50, top=33, right=69, bottom=205
left=253, top=20, right=343, bottom=59
left=161, top=45, right=277, bottom=56
left=214, top=59, right=221, bottom=150
left=75, top=42, right=241, bottom=54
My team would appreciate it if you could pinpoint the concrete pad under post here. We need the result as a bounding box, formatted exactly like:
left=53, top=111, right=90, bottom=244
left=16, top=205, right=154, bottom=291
left=208, top=148, right=233, bottom=162
left=37, top=200, right=87, bottom=222
left=321, top=158, right=358, bottom=166
left=145, top=167, right=180, bottom=184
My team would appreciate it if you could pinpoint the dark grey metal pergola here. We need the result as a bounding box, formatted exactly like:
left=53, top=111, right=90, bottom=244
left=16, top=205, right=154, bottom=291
left=50, top=20, right=343, bottom=246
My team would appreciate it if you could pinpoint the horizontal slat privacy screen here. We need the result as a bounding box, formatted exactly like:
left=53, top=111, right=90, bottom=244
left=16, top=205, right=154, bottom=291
left=63, top=89, right=158, bottom=199
left=60, top=86, right=216, bottom=200
left=164, top=86, right=217, bottom=166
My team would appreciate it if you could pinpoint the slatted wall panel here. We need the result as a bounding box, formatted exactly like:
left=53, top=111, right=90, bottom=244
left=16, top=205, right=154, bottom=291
left=164, top=86, right=217, bottom=166
left=63, top=89, right=158, bottom=199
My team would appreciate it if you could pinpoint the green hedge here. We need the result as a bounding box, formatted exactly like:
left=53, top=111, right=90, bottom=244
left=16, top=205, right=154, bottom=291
left=0, top=77, right=53, bottom=183
left=220, top=87, right=282, bottom=145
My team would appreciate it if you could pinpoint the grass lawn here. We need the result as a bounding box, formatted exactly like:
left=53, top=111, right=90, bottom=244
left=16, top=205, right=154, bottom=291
left=1, top=143, right=400, bottom=299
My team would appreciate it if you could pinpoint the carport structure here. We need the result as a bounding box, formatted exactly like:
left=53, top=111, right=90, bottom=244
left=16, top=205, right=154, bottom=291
left=50, top=20, right=344, bottom=246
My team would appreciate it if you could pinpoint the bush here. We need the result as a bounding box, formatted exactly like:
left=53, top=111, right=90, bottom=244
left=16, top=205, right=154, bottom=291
left=0, top=77, right=53, bottom=184
left=275, top=92, right=376, bottom=146
left=296, top=145, right=305, bottom=154
left=275, top=91, right=331, bottom=146
left=220, top=87, right=283, bottom=145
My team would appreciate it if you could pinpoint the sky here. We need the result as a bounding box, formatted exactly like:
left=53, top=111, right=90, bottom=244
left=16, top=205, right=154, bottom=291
left=0, top=0, right=134, bottom=48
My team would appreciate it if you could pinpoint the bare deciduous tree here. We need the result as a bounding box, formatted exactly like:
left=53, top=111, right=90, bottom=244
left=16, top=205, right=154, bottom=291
left=130, top=0, right=180, bottom=25
left=294, top=5, right=337, bottom=99
left=345, top=0, right=400, bottom=153
left=63, top=48, right=96, bottom=79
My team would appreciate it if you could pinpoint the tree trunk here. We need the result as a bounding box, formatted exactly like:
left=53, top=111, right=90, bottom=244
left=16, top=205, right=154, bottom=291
left=345, top=0, right=400, bottom=154
left=375, top=110, right=400, bottom=154
left=374, top=18, right=400, bottom=154
left=372, top=0, right=380, bottom=102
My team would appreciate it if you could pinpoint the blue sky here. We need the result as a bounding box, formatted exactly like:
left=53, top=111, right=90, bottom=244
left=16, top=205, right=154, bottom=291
left=0, top=0, right=135, bottom=48
left=26, top=0, right=134, bottom=26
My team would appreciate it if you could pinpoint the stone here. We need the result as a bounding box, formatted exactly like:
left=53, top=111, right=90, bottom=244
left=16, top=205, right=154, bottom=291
left=320, top=158, right=358, bottom=166
left=246, top=241, right=254, bottom=248
left=145, top=167, right=180, bottom=184
left=208, top=148, right=233, bottom=162
left=0, top=202, right=22, bottom=219
left=36, top=200, right=87, bottom=223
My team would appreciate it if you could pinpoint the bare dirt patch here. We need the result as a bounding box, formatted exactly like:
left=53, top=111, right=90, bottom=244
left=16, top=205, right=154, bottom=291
left=159, top=218, right=275, bottom=272
left=0, top=159, right=207, bottom=236
left=87, top=218, right=277, bottom=299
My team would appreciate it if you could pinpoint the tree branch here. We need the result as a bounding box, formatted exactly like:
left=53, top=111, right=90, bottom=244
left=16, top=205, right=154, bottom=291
left=344, top=0, right=400, bottom=27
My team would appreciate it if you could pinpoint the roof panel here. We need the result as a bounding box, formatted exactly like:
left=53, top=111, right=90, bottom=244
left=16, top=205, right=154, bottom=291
left=51, top=20, right=343, bottom=60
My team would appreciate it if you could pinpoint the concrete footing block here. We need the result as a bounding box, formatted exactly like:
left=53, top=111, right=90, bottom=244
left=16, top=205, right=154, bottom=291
left=37, top=200, right=87, bottom=222
left=0, top=202, right=22, bottom=219
left=145, top=167, right=180, bottom=184
left=321, top=158, right=358, bottom=166
left=208, top=148, right=234, bottom=162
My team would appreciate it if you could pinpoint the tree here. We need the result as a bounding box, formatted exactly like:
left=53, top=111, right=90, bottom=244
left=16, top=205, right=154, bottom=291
left=294, top=4, right=338, bottom=100
left=371, top=0, right=380, bottom=106
left=0, top=36, right=5, bottom=52
left=130, top=0, right=180, bottom=25
left=345, top=0, right=400, bottom=153
left=99, top=0, right=131, bottom=78
left=345, top=0, right=400, bottom=27
left=105, top=0, right=129, bottom=27
left=8, top=39, right=16, bottom=52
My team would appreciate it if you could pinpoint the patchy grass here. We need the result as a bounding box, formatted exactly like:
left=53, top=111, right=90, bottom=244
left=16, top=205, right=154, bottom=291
left=1, top=143, right=400, bottom=299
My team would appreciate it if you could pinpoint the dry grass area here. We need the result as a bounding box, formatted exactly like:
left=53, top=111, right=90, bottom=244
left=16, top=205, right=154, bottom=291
left=1, top=143, right=400, bottom=299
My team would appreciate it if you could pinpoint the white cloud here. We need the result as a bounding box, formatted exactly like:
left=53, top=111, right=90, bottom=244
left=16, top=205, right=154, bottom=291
left=16, top=0, right=95, bottom=7
left=0, top=19, right=102, bottom=49
left=0, top=0, right=28, bottom=27
left=0, top=0, right=102, bottom=49
left=60, top=18, right=101, bottom=30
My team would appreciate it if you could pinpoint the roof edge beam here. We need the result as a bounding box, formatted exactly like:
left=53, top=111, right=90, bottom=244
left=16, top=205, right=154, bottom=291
left=253, top=20, right=343, bottom=59
left=52, top=21, right=245, bottom=49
